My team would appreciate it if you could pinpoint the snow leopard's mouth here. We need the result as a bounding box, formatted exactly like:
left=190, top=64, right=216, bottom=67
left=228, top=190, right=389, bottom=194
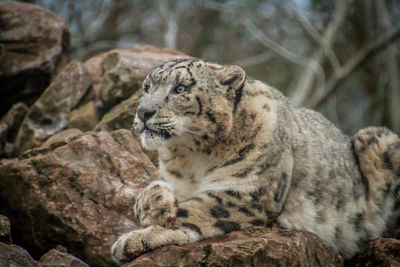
left=143, top=127, right=172, bottom=139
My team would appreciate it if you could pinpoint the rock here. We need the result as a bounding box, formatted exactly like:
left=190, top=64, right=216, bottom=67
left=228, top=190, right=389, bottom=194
left=0, top=129, right=157, bottom=266
left=82, top=52, right=108, bottom=106
left=94, top=91, right=158, bottom=165
left=14, top=62, right=92, bottom=154
left=0, top=214, right=87, bottom=266
left=68, top=101, right=99, bottom=132
left=347, top=238, right=400, bottom=266
left=0, top=102, right=29, bottom=157
left=0, top=242, right=39, bottom=267
left=0, top=1, right=70, bottom=117
left=126, top=226, right=343, bottom=267
left=39, top=248, right=88, bottom=267
left=0, top=215, right=11, bottom=244
left=40, top=129, right=83, bottom=149
left=99, top=45, right=190, bottom=109
left=95, top=91, right=141, bottom=132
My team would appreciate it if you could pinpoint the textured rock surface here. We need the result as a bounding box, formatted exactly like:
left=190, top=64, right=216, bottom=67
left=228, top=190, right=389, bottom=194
left=0, top=102, right=29, bottom=157
left=99, top=45, right=190, bottom=109
left=14, top=62, right=92, bottom=154
left=346, top=238, right=400, bottom=266
left=69, top=101, right=99, bottom=131
left=83, top=52, right=108, bottom=101
left=95, top=91, right=141, bottom=132
left=0, top=215, right=11, bottom=244
left=40, top=129, right=83, bottom=149
left=94, top=91, right=158, bottom=165
left=125, top=226, right=344, bottom=267
left=0, top=1, right=70, bottom=116
left=0, top=129, right=157, bottom=266
left=39, top=248, right=88, bottom=267
left=0, top=242, right=39, bottom=267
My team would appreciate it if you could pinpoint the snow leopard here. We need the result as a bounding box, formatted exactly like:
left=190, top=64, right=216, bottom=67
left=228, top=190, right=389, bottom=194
left=111, top=58, right=400, bottom=264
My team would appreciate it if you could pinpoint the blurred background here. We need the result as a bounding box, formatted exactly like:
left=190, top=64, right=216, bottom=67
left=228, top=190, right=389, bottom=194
left=21, top=0, right=400, bottom=135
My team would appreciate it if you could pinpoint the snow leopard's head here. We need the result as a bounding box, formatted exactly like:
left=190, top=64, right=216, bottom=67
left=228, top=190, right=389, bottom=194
left=134, top=59, right=246, bottom=151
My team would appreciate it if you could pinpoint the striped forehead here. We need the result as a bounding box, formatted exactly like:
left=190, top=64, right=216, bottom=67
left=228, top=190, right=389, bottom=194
left=149, top=59, right=201, bottom=83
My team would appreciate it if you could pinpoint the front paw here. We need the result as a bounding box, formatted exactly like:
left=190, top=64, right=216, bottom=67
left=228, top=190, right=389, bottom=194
left=111, top=229, right=147, bottom=264
left=134, top=181, right=178, bottom=227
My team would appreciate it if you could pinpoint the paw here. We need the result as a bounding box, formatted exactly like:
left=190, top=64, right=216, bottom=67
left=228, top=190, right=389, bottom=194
left=111, top=225, right=193, bottom=264
left=111, top=229, right=148, bottom=264
left=134, top=181, right=178, bottom=227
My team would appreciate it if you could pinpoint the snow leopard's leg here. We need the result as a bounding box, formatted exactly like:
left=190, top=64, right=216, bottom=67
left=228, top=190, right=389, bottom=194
left=111, top=188, right=271, bottom=264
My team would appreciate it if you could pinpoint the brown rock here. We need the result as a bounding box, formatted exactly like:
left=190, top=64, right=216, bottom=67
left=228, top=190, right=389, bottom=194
left=0, top=242, right=39, bottom=267
left=0, top=1, right=70, bottom=116
left=126, top=226, right=343, bottom=267
left=14, top=62, right=92, bottom=154
left=95, top=91, right=158, bottom=165
left=39, top=248, right=88, bottom=267
left=40, top=128, right=83, bottom=149
left=347, top=238, right=400, bottom=266
left=99, top=45, right=191, bottom=109
left=0, top=215, right=11, bottom=244
left=69, top=101, right=99, bottom=131
left=0, top=129, right=157, bottom=266
left=0, top=102, right=29, bottom=157
left=82, top=52, right=108, bottom=105
left=95, top=91, right=141, bottom=132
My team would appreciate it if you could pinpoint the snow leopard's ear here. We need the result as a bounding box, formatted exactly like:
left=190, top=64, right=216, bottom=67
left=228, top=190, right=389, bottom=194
left=216, top=65, right=246, bottom=91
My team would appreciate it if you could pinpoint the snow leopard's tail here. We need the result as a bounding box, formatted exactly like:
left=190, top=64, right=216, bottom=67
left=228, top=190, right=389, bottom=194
left=352, top=127, right=400, bottom=237
left=353, top=127, right=400, bottom=184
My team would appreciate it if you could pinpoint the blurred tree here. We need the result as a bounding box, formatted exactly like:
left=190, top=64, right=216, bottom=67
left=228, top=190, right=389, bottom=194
left=25, top=0, right=400, bottom=134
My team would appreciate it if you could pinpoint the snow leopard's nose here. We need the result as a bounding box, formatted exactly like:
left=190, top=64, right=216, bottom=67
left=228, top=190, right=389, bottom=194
left=137, top=107, right=156, bottom=123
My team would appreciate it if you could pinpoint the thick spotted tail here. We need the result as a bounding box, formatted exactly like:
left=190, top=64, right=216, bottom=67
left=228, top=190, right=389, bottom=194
left=352, top=127, right=400, bottom=237
left=353, top=127, right=400, bottom=189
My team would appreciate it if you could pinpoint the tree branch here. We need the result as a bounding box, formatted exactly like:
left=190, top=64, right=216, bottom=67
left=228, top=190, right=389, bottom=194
left=294, top=13, right=340, bottom=70
left=243, top=18, right=326, bottom=93
left=290, top=0, right=351, bottom=107
left=230, top=51, right=274, bottom=67
left=312, top=25, right=400, bottom=109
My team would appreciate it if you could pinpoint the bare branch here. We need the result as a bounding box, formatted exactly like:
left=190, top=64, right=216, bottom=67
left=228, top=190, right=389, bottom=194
left=311, top=25, right=400, bottom=109
left=290, top=0, right=352, bottom=107
left=294, top=13, right=340, bottom=69
left=243, top=18, right=326, bottom=92
left=230, top=51, right=274, bottom=67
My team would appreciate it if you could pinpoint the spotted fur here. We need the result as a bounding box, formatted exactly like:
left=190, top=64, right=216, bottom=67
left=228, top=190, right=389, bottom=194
left=111, top=59, right=400, bottom=264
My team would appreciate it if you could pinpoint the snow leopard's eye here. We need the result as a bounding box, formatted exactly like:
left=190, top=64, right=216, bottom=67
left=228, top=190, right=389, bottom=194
left=172, top=84, right=189, bottom=94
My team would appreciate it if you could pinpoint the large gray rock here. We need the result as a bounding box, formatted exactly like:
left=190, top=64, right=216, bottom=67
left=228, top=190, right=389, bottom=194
left=14, top=62, right=92, bottom=154
left=0, top=1, right=70, bottom=117
left=99, top=45, right=190, bottom=109
left=95, top=91, right=141, bottom=132
left=0, top=102, right=29, bottom=157
left=0, top=242, right=39, bottom=267
left=68, top=101, right=99, bottom=132
left=0, top=129, right=157, bottom=266
left=39, top=248, right=88, bottom=267
left=39, top=128, right=83, bottom=149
